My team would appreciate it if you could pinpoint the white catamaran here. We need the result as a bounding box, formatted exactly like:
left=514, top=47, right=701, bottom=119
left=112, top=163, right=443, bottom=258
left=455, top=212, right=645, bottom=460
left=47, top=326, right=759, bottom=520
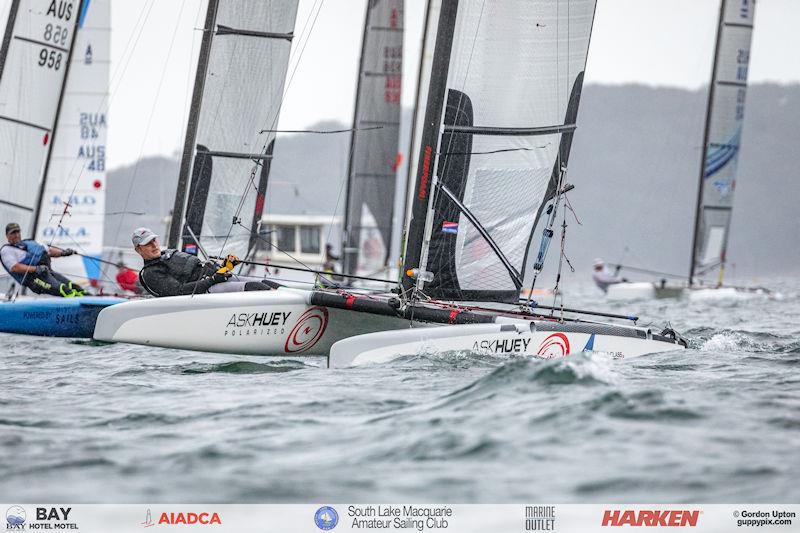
left=96, top=0, right=687, bottom=363
left=606, top=0, right=764, bottom=301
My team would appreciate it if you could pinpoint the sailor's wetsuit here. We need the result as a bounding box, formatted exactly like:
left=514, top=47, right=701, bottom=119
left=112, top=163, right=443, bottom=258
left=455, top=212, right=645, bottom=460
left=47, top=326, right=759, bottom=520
left=139, top=249, right=278, bottom=297
left=0, top=240, right=84, bottom=297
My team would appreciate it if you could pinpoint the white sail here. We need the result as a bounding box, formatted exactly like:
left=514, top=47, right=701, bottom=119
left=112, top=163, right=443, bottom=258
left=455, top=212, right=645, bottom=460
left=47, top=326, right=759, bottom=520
left=0, top=0, right=83, bottom=236
left=402, top=0, right=597, bottom=302
left=690, top=0, right=756, bottom=283
left=168, top=0, right=300, bottom=260
left=34, top=0, right=109, bottom=284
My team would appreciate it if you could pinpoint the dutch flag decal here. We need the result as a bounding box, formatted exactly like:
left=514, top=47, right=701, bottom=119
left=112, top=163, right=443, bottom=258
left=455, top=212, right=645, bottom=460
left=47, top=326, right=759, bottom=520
left=441, top=221, right=458, bottom=234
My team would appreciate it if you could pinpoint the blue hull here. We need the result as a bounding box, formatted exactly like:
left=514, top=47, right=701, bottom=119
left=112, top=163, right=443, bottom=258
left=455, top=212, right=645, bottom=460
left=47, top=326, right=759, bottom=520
left=0, top=297, right=127, bottom=338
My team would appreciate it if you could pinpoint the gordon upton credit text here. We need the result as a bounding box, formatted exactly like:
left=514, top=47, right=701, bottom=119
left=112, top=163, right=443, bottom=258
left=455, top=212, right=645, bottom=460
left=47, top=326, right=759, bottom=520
left=348, top=506, right=452, bottom=531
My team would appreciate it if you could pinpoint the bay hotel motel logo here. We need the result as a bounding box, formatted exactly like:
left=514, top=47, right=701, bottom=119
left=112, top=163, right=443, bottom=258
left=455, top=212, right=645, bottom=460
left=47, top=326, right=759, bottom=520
left=6, top=506, right=77, bottom=530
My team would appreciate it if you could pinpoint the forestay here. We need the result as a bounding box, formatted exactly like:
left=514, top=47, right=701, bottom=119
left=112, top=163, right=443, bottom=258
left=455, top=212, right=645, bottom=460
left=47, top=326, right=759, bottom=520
left=689, top=0, right=756, bottom=283
left=401, top=0, right=597, bottom=303
left=341, top=0, right=404, bottom=277
left=168, top=0, right=299, bottom=260
left=0, top=0, right=83, bottom=236
left=34, top=0, right=109, bottom=284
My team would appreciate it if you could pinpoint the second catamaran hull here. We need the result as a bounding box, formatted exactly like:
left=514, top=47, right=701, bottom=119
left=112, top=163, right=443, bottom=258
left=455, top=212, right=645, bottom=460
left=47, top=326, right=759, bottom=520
left=328, top=321, right=686, bottom=368
left=93, top=288, right=412, bottom=356
left=606, top=282, right=685, bottom=301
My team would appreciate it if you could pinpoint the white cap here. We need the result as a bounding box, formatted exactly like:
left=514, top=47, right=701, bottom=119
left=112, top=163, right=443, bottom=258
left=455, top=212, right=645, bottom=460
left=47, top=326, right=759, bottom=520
left=132, top=227, right=158, bottom=247
left=593, top=258, right=605, bottom=267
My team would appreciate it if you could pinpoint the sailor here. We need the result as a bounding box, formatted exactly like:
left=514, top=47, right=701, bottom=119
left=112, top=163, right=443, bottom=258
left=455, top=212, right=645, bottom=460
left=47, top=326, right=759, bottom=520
left=592, top=258, right=625, bottom=293
left=0, top=222, right=84, bottom=297
left=132, top=227, right=279, bottom=297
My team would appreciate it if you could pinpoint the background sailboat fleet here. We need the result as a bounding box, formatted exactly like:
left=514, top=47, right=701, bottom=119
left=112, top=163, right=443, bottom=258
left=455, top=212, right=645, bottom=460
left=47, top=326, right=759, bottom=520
left=0, top=0, right=778, bottom=360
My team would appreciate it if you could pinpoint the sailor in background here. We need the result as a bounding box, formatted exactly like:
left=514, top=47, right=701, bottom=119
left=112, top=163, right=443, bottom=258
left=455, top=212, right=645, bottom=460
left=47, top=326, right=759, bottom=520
left=592, top=258, right=626, bottom=293
left=132, top=227, right=279, bottom=297
left=0, top=222, right=84, bottom=297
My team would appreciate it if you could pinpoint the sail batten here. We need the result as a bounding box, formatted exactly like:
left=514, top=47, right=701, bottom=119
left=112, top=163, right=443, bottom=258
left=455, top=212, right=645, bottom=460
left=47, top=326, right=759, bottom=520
left=689, top=0, right=756, bottom=284
left=341, top=0, right=404, bottom=277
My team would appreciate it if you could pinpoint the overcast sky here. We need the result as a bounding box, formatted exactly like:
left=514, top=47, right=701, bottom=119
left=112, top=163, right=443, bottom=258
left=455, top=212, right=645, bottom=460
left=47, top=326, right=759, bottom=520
left=2, top=0, right=798, bottom=169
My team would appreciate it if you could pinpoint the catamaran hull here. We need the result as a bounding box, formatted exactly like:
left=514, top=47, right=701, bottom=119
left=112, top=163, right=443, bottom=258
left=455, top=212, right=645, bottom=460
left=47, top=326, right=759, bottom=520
left=0, top=297, right=127, bottom=338
left=93, top=289, right=411, bottom=356
left=606, top=282, right=685, bottom=301
left=328, top=321, right=686, bottom=368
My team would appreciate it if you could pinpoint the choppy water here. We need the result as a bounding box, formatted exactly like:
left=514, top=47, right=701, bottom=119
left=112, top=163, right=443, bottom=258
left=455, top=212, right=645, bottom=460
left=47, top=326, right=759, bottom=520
left=1, top=279, right=799, bottom=502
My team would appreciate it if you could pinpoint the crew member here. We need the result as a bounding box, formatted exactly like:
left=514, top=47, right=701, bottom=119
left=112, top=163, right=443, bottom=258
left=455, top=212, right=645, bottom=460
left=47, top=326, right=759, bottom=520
left=592, top=258, right=625, bottom=293
left=132, top=227, right=278, bottom=297
left=0, top=222, right=83, bottom=297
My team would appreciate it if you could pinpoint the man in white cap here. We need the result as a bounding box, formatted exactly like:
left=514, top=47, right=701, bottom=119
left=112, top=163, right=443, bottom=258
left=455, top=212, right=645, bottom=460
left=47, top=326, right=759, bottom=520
left=132, top=227, right=278, bottom=297
left=592, top=258, right=625, bottom=293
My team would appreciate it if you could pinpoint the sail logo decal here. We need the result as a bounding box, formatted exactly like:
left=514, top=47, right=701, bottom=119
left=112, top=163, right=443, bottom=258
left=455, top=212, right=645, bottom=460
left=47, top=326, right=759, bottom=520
left=441, top=221, right=458, bottom=234
left=285, top=307, right=328, bottom=353
left=417, top=146, right=432, bottom=200
left=704, top=128, right=741, bottom=179
left=537, top=333, right=570, bottom=358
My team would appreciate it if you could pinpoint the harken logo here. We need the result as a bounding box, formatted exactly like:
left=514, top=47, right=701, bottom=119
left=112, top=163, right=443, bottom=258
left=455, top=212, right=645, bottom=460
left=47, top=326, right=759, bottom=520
left=5, top=507, right=26, bottom=530
left=602, top=510, right=700, bottom=527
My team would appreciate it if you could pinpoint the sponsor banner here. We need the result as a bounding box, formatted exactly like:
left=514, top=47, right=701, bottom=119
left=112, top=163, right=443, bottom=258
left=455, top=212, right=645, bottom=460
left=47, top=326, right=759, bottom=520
left=1, top=504, right=798, bottom=532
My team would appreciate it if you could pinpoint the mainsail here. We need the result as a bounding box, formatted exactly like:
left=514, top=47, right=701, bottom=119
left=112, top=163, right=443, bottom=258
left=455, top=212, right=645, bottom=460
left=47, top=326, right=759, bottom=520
left=689, top=0, right=756, bottom=284
left=167, top=0, right=299, bottom=260
left=401, top=0, right=597, bottom=303
left=0, top=0, right=84, bottom=237
left=341, top=0, right=403, bottom=276
left=34, top=0, right=109, bottom=284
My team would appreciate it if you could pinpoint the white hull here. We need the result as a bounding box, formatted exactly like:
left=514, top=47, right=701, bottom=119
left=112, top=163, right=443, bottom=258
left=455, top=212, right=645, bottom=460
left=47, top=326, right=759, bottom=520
left=94, top=288, right=410, bottom=356
left=688, top=286, right=776, bottom=301
left=606, top=282, right=685, bottom=301
left=328, top=321, right=685, bottom=368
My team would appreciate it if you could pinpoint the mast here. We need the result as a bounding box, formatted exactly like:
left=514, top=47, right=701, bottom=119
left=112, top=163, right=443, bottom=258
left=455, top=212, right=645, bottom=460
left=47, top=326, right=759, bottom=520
left=0, top=0, right=21, bottom=81
left=689, top=0, right=725, bottom=286
left=30, top=0, right=87, bottom=241
left=341, top=0, right=404, bottom=276
left=399, top=0, right=434, bottom=266
left=341, top=1, right=372, bottom=276
left=167, top=0, right=220, bottom=249
left=400, top=0, right=458, bottom=296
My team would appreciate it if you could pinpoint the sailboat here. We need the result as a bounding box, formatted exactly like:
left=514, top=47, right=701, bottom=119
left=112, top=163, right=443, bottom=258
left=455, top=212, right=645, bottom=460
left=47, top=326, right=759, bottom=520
left=606, top=0, right=763, bottom=301
left=0, top=0, right=125, bottom=338
left=94, top=0, right=418, bottom=354
left=97, top=0, right=686, bottom=362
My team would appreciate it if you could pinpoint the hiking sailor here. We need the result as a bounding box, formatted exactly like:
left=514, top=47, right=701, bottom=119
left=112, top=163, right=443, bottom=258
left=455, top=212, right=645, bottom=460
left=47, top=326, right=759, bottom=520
left=592, top=258, right=626, bottom=293
left=0, top=222, right=84, bottom=297
left=132, top=227, right=279, bottom=297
